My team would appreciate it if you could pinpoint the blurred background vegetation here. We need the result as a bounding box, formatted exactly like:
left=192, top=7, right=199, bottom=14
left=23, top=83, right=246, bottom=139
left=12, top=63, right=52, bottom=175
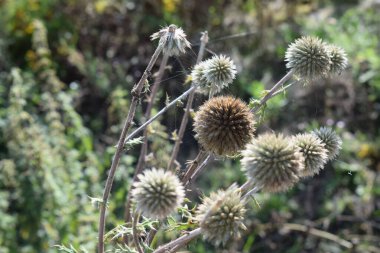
left=0, top=0, right=379, bottom=252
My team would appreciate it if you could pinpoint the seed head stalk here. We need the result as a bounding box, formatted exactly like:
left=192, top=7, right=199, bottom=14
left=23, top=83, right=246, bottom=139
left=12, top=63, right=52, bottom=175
left=167, top=31, right=209, bottom=171
left=98, top=42, right=164, bottom=253
left=124, top=53, right=169, bottom=226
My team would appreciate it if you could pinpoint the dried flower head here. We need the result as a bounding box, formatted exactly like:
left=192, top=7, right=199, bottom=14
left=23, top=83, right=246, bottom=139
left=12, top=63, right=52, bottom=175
left=293, top=133, right=329, bottom=177
left=151, top=24, right=191, bottom=56
left=312, top=127, right=342, bottom=161
left=191, top=55, right=237, bottom=95
left=132, top=168, right=184, bottom=219
left=241, top=133, right=304, bottom=192
left=196, top=184, right=246, bottom=246
left=327, top=44, right=348, bottom=74
left=194, top=96, right=255, bottom=156
left=285, top=36, right=331, bottom=82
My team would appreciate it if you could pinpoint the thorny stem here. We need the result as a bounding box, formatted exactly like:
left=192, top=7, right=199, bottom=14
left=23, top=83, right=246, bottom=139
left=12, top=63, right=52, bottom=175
left=167, top=31, right=209, bottom=171
left=98, top=43, right=163, bottom=253
left=152, top=228, right=203, bottom=253
left=124, top=53, right=170, bottom=225
left=251, top=69, right=294, bottom=114
left=132, top=212, right=144, bottom=253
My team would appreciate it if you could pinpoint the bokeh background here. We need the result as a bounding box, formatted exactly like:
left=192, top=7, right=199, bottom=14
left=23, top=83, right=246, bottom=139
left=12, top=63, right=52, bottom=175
left=0, top=0, right=379, bottom=252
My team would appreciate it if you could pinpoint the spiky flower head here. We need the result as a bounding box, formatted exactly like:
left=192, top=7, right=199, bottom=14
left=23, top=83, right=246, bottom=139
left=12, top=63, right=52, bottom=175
left=194, top=96, right=255, bottom=156
left=191, top=60, right=211, bottom=94
left=151, top=24, right=191, bottom=56
left=327, top=44, right=348, bottom=74
left=191, top=55, right=237, bottom=95
left=312, top=127, right=342, bottom=161
left=196, top=184, right=246, bottom=246
left=132, top=168, right=184, bottom=219
left=204, top=55, right=237, bottom=88
left=285, top=36, right=331, bottom=82
left=293, top=133, right=329, bottom=177
left=241, top=133, right=304, bottom=192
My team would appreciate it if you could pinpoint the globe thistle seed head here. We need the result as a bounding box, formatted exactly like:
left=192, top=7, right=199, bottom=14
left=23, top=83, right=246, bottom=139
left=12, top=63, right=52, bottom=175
left=241, top=133, right=304, bottom=193
left=194, top=96, right=255, bottom=156
left=151, top=24, right=191, bottom=56
left=132, top=168, right=184, bottom=219
left=203, top=55, right=237, bottom=89
left=196, top=184, right=247, bottom=246
left=191, top=60, right=212, bottom=94
left=327, top=44, right=348, bottom=74
left=293, top=133, right=329, bottom=177
left=285, top=36, right=331, bottom=82
left=312, top=127, right=342, bottom=161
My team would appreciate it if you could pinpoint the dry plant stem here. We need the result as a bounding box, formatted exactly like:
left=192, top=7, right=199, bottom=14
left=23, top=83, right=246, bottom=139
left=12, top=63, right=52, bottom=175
left=125, top=85, right=197, bottom=141
left=181, top=150, right=208, bottom=184
left=167, top=32, right=209, bottom=171
left=283, top=223, right=353, bottom=249
left=272, top=81, right=296, bottom=97
left=251, top=69, right=294, bottom=114
left=98, top=43, right=163, bottom=253
left=124, top=53, right=169, bottom=224
left=152, top=228, right=202, bottom=253
left=186, top=154, right=213, bottom=186
left=132, top=212, right=144, bottom=253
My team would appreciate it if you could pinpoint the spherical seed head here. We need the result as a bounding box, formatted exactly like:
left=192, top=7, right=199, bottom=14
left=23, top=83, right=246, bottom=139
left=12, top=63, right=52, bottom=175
left=196, top=184, right=247, bottom=247
left=132, top=168, right=185, bottom=219
left=191, top=60, right=212, bottom=94
left=293, top=133, right=329, bottom=177
left=285, top=36, right=331, bottom=82
left=193, top=96, right=255, bottom=156
left=312, top=127, right=342, bottom=161
left=241, top=133, right=304, bottom=193
left=151, top=24, right=191, bottom=56
left=327, top=44, right=348, bottom=74
left=204, top=55, right=237, bottom=89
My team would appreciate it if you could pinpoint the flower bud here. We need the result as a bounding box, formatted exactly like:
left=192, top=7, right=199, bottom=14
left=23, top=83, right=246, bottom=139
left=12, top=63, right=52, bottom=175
left=241, top=133, right=304, bottom=192
left=327, top=44, right=348, bottom=74
left=312, top=127, right=342, bottom=161
left=285, top=36, right=331, bottom=82
left=132, top=168, right=184, bottom=219
left=293, top=133, right=328, bottom=177
left=196, top=184, right=246, bottom=246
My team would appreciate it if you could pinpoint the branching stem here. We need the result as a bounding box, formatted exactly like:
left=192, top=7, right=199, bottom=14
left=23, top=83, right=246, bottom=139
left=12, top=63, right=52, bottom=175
left=124, top=53, right=169, bottom=225
left=152, top=228, right=202, bottom=253
left=98, top=43, right=163, bottom=253
left=167, top=32, right=209, bottom=171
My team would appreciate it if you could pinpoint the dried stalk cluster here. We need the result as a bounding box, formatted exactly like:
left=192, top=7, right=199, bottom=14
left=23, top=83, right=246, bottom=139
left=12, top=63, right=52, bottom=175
left=97, top=24, right=348, bottom=253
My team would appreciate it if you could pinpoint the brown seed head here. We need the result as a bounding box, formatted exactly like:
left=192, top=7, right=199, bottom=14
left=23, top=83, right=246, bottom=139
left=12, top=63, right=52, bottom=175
left=194, top=96, right=255, bottom=156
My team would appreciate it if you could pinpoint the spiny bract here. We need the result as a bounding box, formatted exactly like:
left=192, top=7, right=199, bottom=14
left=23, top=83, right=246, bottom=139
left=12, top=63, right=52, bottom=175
left=196, top=184, right=246, bottom=246
left=151, top=24, right=191, bottom=56
left=241, top=133, right=305, bottom=192
left=293, top=133, right=329, bottom=177
left=132, top=168, right=184, bottom=219
left=285, top=36, right=331, bottom=82
left=312, top=127, right=342, bottom=161
left=193, top=96, right=255, bottom=156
